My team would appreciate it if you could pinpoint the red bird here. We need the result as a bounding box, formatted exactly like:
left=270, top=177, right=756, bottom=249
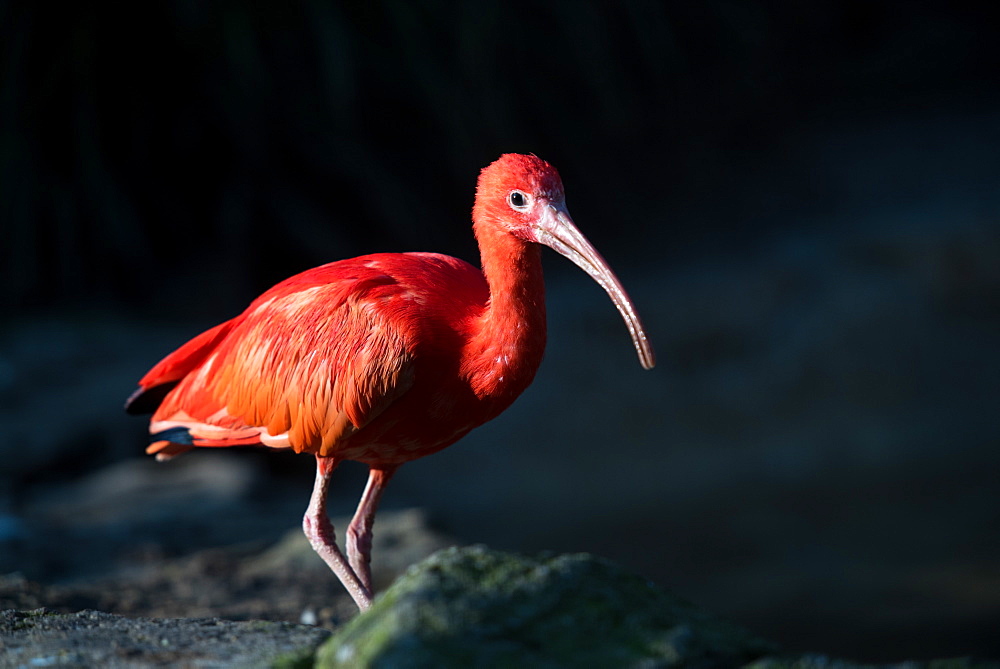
left=126, top=154, right=655, bottom=611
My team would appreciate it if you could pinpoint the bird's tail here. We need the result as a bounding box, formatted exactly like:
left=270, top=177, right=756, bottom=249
left=146, top=421, right=272, bottom=461
left=125, top=318, right=238, bottom=416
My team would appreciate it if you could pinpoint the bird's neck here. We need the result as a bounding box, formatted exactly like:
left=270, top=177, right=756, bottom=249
left=463, top=222, right=547, bottom=405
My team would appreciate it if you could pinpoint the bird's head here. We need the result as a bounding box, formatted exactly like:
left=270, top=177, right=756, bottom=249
left=474, top=153, right=655, bottom=370
left=474, top=153, right=565, bottom=238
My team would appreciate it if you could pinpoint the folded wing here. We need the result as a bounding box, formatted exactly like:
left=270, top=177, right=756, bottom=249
left=129, top=267, right=417, bottom=460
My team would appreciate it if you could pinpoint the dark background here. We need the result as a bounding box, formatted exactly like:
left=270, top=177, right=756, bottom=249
left=2, top=0, right=999, bottom=662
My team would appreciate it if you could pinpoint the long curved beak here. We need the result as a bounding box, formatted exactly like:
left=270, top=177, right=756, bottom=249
left=534, top=202, right=655, bottom=370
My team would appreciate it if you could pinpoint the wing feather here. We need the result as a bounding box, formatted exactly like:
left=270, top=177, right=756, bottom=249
left=149, top=269, right=417, bottom=457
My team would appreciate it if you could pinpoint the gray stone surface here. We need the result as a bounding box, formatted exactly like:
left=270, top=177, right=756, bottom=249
left=0, top=609, right=329, bottom=669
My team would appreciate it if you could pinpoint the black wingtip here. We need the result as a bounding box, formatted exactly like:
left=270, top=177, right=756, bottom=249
left=124, top=381, right=179, bottom=416
left=150, top=426, right=195, bottom=445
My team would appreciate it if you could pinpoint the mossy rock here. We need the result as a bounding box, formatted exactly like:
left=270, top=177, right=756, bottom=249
left=316, top=545, right=775, bottom=668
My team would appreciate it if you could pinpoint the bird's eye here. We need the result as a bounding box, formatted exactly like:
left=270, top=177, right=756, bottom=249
left=508, top=190, right=529, bottom=210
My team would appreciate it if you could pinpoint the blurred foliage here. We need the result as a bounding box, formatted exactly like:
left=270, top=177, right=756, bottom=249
left=1, top=0, right=997, bottom=316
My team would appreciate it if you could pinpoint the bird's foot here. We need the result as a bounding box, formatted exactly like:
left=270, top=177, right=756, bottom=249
left=303, top=512, right=372, bottom=610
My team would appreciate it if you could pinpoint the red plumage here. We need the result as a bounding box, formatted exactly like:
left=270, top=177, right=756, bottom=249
left=134, top=253, right=515, bottom=463
left=127, top=154, right=654, bottom=610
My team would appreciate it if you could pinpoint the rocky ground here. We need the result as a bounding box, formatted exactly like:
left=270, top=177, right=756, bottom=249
left=0, top=506, right=449, bottom=666
left=1, top=610, right=329, bottom=669
left=4, top=546, right=998, bottom=668
left=1, top=501, right=448, bottom=628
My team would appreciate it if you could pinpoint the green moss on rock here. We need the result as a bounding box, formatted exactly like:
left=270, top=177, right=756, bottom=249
left=316, top=545, right=775, bottom=668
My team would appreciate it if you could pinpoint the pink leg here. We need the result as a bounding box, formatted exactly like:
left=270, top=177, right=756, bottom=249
left=346, top=466, right=397, bottom=596
left=302, top=455, right=372, bottom=611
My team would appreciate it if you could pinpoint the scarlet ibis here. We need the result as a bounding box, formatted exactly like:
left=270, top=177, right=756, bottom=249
left=126, top=153, right=654, bottom=611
